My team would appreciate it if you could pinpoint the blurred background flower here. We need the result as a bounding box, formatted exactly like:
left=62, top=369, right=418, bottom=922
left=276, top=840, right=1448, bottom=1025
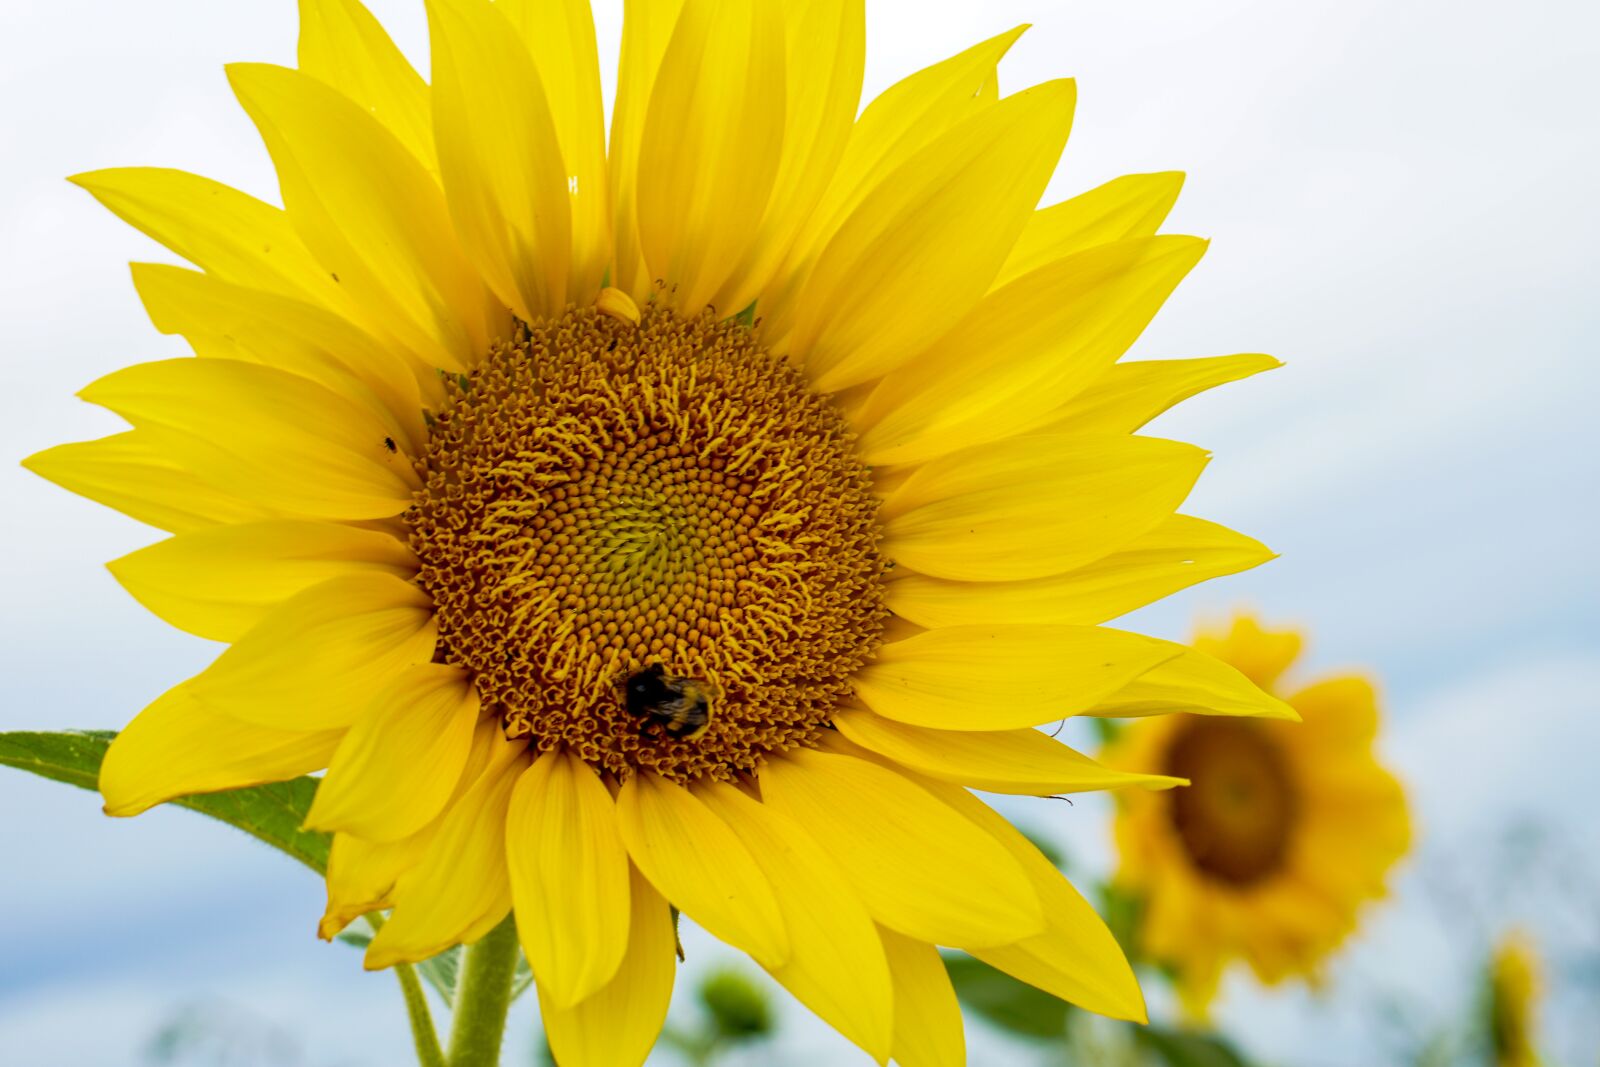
left=1101, top=612, right=1411, bottom=1018
left=1487, top=932, right=1543, bottom=1067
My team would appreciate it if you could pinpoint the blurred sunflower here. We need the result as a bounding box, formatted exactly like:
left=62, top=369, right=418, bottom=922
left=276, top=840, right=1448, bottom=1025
left=26, top=0, right=1290, bottom=1063
left=1488, top=931, right=1543, bottom=1067
left=1102, top=612, right=1411, bottom=1017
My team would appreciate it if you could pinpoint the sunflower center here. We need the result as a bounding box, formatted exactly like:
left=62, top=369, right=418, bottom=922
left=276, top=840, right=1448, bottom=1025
left=1163, top=719, right=1298, bottom=886
left=407, top=305, right=888, bottom=783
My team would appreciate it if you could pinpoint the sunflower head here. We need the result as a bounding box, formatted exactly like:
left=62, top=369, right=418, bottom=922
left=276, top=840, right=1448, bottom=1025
left=1102, top=611, right=1412, bottom=1017
left=26, top=0, right=1291, bottom=1063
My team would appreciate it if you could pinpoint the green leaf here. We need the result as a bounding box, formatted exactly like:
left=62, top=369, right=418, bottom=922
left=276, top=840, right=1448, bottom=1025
left=1100, top=882, right=1146, bottom=966
left=1135, top=1025, right=1254, bottom=1067
left=417, top=945, right=462, bottom=1003
left=405, top=939, right=532, bottom=1007
left=510, top=954, right=533, bottom=1005
left=943, top=954, right=1071, bottom=1041
left=0, top=729, right=114, bottom=790
left=385, top=942, right=531, bottom=1007
left=0, top=729, right=331, bottom=873
left=340, top=922, right=507, bottom=1008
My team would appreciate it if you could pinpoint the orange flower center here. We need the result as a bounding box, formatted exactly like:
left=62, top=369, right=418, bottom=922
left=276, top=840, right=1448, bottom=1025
left=408, top=305, right=888, bottom=782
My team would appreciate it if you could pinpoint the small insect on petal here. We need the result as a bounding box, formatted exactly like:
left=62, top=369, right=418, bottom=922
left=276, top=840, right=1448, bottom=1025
left=597, top=287, right=642, bottom=327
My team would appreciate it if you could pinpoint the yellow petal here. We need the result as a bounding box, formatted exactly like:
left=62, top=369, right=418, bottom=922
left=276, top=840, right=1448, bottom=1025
left=321, top=830, right=426, bottom=938
left=1040, top=352, right=1283, bottom=437
left=227, top=62, right=500, bottom=372
left=609, top=0, right=687, bottom=298
left=108, top=519, right=416, bottom=642
left=995, top=171, right=1186, bottom=287
left=879, top=928, right=964, bottom=1067
left=635, top=0, right=787, bottom=312
left=539, top=864, right=676, bottom=1067
left=787, top=80, right=1076, bottom=392
left=855, top=236, right=1208, bottom=467
left=1286, top=676, right=1379, bottom=745
left=22, top=431, right=274, bottom=534
left=758, top=748, right=1042, bottom=947
left=914, top=773, right=1148, bottom=1021
left=188, top=573, right=438, bottom=731
left=131, top=262, right=430, bottom=453
left=67, top=167, right=346, bottom=311
left=1173, top=951, right=1225, bottom=1023
left=321, top=716, right=505, bottom=938
left=759, top=25, right=1027, bottom=341
left=851, top=625, right=1179, bottom=731
left=296, top=0, right=435, bottom=170
left=833, top=709, right=1183, bottom=795
left=100, top=682, right=341, bottom=817
left=79, top=357, right=419, bottom=520
left=616, top=771, right=789, bottom=968
left=305, top=664, right=481, bottom=840
left=880, top=434, right=1209, bottom=582
left=712, top=0, right=866, bottom=316
left=697, top=780, right=893, bottom=1063
left=506, top=749, right=632, bottom=1009
left=427, top=0, right=572, bottom=321
left=595, top=286, right=642, bottom=326
left=365, top=733, right=528, bottom=968
left=495, top=0, right=611, bottom=302
left=885, top=514, right=1275, bottom=629
left=977, top=67, right=1001, bottom=104
left=1192, top=612, right=1305, bottom=689
left=808, top=25, right=1026, bottom=252
left=1086, top=646, right=1300, bottom=721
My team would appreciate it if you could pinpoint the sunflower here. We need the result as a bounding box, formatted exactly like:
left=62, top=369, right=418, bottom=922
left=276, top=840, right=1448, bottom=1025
left=1102, top=612, right=1411, bottom=1017
left=1488, top=930, right=1543, bottom=1067
left=26, top=1, right=1292, bottom=1063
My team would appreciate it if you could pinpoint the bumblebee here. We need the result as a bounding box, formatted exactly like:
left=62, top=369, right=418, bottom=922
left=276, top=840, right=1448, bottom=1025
left=622, top=664, right=714, bottom=741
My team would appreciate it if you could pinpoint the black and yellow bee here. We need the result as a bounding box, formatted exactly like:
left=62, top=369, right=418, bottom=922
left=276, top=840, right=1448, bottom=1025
left=623, top=664, right=714, bottom=741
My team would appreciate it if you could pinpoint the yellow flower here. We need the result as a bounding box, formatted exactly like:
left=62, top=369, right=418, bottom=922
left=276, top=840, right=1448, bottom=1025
left=1102, top=612, right=1411, bottom=1017
left=25, top=1, right=1291, bottom=1063
left=1489, top=931, right=1543, bottom=1067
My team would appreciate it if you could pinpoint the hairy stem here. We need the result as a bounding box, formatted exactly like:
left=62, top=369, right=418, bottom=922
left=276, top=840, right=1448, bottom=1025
left=365, top=913, right=446, bottom=1067
left=446, top=913, right=521, bottom=1067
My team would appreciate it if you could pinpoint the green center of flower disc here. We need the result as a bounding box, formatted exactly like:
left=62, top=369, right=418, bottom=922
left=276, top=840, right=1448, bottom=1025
left=406, top=305, right=889, bottom=783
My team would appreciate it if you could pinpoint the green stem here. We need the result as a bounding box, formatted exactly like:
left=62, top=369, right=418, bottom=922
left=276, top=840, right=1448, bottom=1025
left=366, top=914, right=446, bottom=1067
left=396, top=957, right=448, bottom=1067
left=446, top=912, right=522, bottom=1067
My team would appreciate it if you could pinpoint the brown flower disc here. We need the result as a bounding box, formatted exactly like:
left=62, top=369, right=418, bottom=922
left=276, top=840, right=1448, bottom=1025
left=408, top=305, right=888, bottom=782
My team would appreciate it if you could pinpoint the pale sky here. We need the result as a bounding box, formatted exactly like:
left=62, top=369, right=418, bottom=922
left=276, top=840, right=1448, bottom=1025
left=2, top=0, right=1596, bottom=1064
